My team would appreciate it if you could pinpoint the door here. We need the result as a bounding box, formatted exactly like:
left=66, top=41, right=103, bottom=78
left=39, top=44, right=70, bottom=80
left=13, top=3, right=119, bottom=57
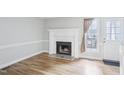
left=103, top=18, right=123, bottom=61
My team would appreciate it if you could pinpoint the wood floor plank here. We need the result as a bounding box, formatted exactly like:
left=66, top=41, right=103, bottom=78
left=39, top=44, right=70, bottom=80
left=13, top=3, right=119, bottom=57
left=0, top=53, right=120, bottom=75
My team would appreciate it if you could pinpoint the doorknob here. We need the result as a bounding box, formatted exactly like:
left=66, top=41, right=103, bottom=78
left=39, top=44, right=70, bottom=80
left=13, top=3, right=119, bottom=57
left=103, top=41, right=106, bottom=43
left=103, top=38, right=106, bottom=43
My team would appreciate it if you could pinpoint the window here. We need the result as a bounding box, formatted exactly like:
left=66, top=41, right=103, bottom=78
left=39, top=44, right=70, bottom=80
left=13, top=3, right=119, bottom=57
left=105, top=20, right=121, bottom=40
left=86, top=19, right=97, bottom=49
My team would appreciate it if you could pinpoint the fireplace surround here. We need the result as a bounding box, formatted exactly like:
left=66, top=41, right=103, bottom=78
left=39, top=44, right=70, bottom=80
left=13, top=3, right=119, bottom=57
left=49, top=28, right=79, bottom=58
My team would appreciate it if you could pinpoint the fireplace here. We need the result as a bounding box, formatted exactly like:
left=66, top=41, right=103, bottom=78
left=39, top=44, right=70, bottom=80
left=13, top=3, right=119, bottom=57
left=56, top=41, right=71, bottom=55
left=49, top=28, right=79, bottom=58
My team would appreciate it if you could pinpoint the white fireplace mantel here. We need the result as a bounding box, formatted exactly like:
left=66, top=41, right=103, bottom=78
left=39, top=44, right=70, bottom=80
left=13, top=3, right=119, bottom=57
left=48, top=28, right=79, bottom=58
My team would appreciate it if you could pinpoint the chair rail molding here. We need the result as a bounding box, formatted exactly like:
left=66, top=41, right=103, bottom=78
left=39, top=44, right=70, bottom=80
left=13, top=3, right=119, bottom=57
left=0, top=40, right=49, bottom=50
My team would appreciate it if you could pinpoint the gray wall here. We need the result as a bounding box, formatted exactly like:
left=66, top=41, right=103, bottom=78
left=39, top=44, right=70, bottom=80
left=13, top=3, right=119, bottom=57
left=0, top=17, right=45, bottom=68
left=44, top=17, right=83, bottom=39
left=0, top=17, right=84, bottom=68
left=0, top=18, right=43, bottom=45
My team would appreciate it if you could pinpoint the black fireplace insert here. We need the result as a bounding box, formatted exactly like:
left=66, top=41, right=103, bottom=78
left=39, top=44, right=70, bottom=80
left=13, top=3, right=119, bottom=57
left=56, top=41, right=71, bottom=55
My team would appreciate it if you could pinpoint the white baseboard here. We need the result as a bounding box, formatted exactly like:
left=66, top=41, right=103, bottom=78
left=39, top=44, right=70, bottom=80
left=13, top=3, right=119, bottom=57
left=41, top=50, right=49, bottom=53
left=0, top=50, right=48, bottom=69
left=79, top=56, right=103, bottom=61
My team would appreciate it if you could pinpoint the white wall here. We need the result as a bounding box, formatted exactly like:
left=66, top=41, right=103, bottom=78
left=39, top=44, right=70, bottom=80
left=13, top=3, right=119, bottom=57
left=120, top=18, right=124, bottom=74
left=0, top=17, right=45, bottom=68
left=44, top=17, right=84, bottom=55
left=120, top=45, right=124, bottom=74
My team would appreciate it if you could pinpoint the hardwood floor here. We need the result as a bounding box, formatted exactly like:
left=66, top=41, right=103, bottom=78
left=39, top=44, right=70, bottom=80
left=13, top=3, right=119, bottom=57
left=0, top=53, right=120, bottom=75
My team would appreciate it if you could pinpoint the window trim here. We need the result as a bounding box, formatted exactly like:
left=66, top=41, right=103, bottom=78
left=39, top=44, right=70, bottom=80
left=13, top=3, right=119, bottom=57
left=85, top=18, right=100, bottom=53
